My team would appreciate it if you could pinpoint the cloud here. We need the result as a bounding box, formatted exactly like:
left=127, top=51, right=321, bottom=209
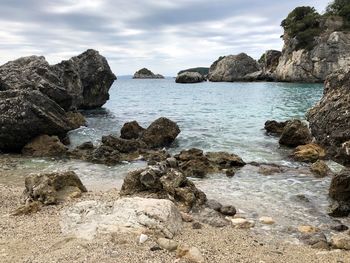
left=0, top=0, right=330, bottom=75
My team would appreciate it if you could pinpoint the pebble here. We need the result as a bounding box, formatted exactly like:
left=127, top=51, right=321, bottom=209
left=156, top=238, right=178, bottom=251
left=298, top=225, right=319, bottom=233
left=331, top=234, right=350, bottom=250
left=180, top=212, right=193, bottom=222
left=220, top=205, right=236, bottom=216
left=331, top=224, right=349, bottom=232
left=231, top=218, right=255, bottom=229
left=259, top=216, right=275, bottom=225
left=177, top=244, right=205, bottom=263
left=139, top=234, right=148, bottom=244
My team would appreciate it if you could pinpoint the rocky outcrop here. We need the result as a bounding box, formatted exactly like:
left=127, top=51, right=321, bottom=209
left=310, top=160, right=331, bottom=178
left=133, top=68, right=164, bottom=79
left=279, top=120, right=312, bottom=147
left=307, top=69, right=350, bottom=165
left=328, top=168, right=350, bottom=217
left=120, top=121, right=145, bottom=140
left=264, top=120, right=290, bottom=135
left=178, top=67, right=209, bottom=77
left=176, top=72, right=205, bottom=84
left=261, top=50, right=282, bottom=73
left=208, top=53, right=260, bottom=82
left=21, top=171, right=87, bottom=205
left=22, top=135, right=67, bottom=157
left=275, top=25, right=350, bottom=82
left=0, top=90, right=73, bottom=151
left=0, top=49, right=116, bottom=110
left=292, top=143, right=326, bottom=162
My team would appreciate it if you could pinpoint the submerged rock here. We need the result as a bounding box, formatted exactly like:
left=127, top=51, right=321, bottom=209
left=329, top=168, right=350, bottom=217
left=307, top=69, right=350, bottom=165
left=176, top=72, right=205, bottom=83
left=264, top=120, right=290, bottom=135
left=133, top=68, right=164, bottom=79
left=279, top=120, right=312, bottom=147
left=22, top=135, right=67, bottom=157
left=208, top=53, right=260, bottom=82
left=292, top=143, right=326, bottom=162
left=22, top=171, right=87, bottom=205
left=0, top=90, right=73, bottom=152
left=310, top=160, right=331, bottom=178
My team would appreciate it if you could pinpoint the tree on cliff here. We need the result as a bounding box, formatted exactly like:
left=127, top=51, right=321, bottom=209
left=325, top=0, right=350, bottom=26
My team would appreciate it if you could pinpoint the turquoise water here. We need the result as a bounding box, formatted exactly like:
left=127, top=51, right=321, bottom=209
left=70, top=78, right=323, bottom=163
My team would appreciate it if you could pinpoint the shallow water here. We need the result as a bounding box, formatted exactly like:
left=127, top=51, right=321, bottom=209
left=2, top=79, right=349, bottom=240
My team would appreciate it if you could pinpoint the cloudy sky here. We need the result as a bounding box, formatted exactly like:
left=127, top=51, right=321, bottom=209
left=0, top=0, right=330, bottom=76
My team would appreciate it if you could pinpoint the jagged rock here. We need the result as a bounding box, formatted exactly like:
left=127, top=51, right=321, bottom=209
left=141, top=117, right=181, bottom=148
left=264, top=120, right=290, bottom=135
left=66, top=111, right=87, bottom=129
left=0, top=90, right=73, bottom=151
left=22, top=171, right=87, bottom=205
left=0, top=49, right=116, bottom=110
left=310, top=160, right=331, bottom=178
left=261, top=50, right=282, bottom=73
left=205, top=152, right=246, bottom=168
left=292, top=143, right=326, bottom=162
left=22, top=135, right=67, bottom=157
left=329, top=168, right=350, bottom=217
left=176, top=72, right=205, bottom=83
left=61, top=198, right=183, bottom=239
left=307, top=69, right=350, bottom=165
left=133, top=68, right=164, bottom=79
left=120, top=121, right=145, bottom=140
left=208, top=53, right=260, bottom=82
left=279, top=120, right=312, bottom=147
left=275, top=30, right=350, bottom=82
left=102, top=135, right=147, bottom=153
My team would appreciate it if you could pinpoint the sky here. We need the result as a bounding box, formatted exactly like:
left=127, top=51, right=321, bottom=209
left=0, top=0, right=330, bottom=76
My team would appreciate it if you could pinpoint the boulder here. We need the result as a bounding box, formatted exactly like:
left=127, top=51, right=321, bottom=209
left=0, top=90, right=73, bottom=151
left=120, top=121, right=145, bottom=139
left=310, top=160, right=331, bottom=178
left=330, top=234, right=350, bottom=250
left=208, top=53, right=260, bottom=82
left=205, top=152, right=246, bottom=168
left=22, top=135, right=67, bottom=157
left=176, top=72, right=205, bottom=83
left=193, top=207, right=230, bottom=227
left=264, top=120, right=290, bottom=135
left=61, top=198, right=183, bottom=240
left=279, top=120, right=312, bottom=147
left=329, top=168, right=350, bottom=217
left=292, top=143, right=326, bottom=162
left=22, top=171, right=87, bottom=205
left=141, top=117, right=181, bottom=148
left=307, top=69, right=350, bottom=165
left=133, top=68, right=164, bottom=79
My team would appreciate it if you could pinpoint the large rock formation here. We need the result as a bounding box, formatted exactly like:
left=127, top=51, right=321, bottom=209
left=176, top=72, right=204, bottom=84
left=307, top=69, right=350, bottom=165
left=0, top=49, right=116, bottom=110
left=0, top=90, right=73, bottom=151
left=279, top=120, right=312, bottom=147
left=328, top=168, right=350, bottom=217
left=208, top=53, right=260, bottom=82
left=275, top=17, right=350, bottom=82
left=133, top=68, right=164, bottom=79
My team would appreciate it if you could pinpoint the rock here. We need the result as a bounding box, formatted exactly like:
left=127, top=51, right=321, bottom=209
left=77, top=141, right=94, bottom=150
left=279, top=120, right=312, bottom=147
left=275, top=30, right=350, bottom=83
left=219, top=205, right=236, bottom=216
left=225, top=169, right=235, bottom=177
left=66, top=111, right=87, bottom=129
left=166, top=157, right=178, bottom=168
left=139, top=234, right=148, bottom=244
left=194, top=208, right=230, bottom=228
left=328, top=201, right=350, bottom=217
left=328, top=169, right=350, bottom=217
left=22, top=135, right=67, bottom=157
left=0, top=49, right=116, bottom=110
left=330, top=234, right=350, bottom=250
left=192, top=222, right=203, bottom=229
left=310, top=160, right=331, bottom=178
left=61, top=198, right=182, bottom=240
left=141, top=117, right=181, bottom=148
left=206, top=199, right=222, bottom=212
left=176, top=72, right=205, bottom=83
left=300, top=232, right=329, bottom=250
left=292, top=143, right=326, bottom=162
left=208, top=53, right=260, bottom=82
left=259, top=217, right=275, bottom=225
left=22, top=171, right=87, bottom=205
left=177, top=67, right=209, bottom=77
left=307, top=69, right=350, bottom=165
left=179, top=158, right=210, bottom=178
left=298, top=225, right=319, bottom=233
left=11, top=201, right=42, bottom=216
left=156, top=238, right=178, bottom=251
left=176, top=148, right=204, bottom=161
left=231, top=218, right=255, bottom=229
left=258, top=164, right=283, bottom=176
left=120, top=121, right=145, bottom=140
left=264, top=120, right=290, bottom=135
left=102, top=135, right=147, bottom=153
left=177, top=245, right=205, bottom=263
left=331, top=224, right=349, bottom=232
left=180, top=212, right=193, bottom=222
left=52, top=49, right=116, bottom=109
left=133, top=68, right=164, bottom=79
left=0, top=90, right=73, bottom=152
left=205, top=152, right=246, bottom=168
left=261, top=50, right=282, bottom=73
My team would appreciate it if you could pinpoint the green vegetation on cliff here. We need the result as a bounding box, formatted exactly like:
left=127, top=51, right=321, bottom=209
left=136, top=68, right=153, bottom=75
left=178, top=67, right=209, bottom=76
left=325, top=0, right=350, bottom=28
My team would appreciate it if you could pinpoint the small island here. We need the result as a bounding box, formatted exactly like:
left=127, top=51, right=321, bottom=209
left=133, top=68, right=164, bottom=79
